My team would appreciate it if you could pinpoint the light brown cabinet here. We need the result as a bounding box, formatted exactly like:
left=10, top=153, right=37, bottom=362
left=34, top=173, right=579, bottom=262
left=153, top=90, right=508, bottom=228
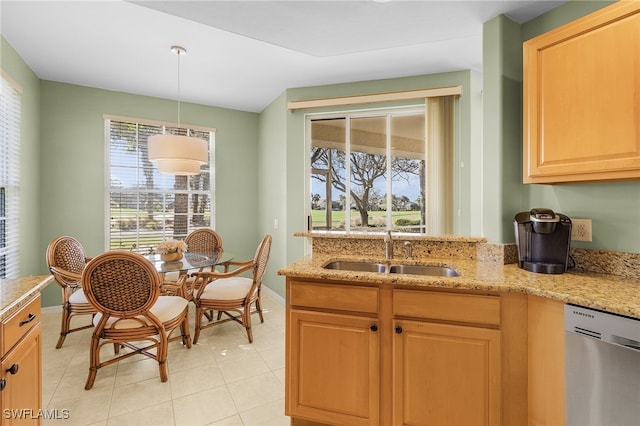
left=527, top=295, right=566, bottom=426
left=523, top=1, right=640, bottom=184
left=288, top=310, right=380, bottom=426
left=392, top=290, right=502, bottom=425
left=286, top=280, right=380, bottom=426
left=0, top=295, right=42, bottom=426
left=392, top=320, right=501, bottom=425
left=286, top=278, right=527, bottom=426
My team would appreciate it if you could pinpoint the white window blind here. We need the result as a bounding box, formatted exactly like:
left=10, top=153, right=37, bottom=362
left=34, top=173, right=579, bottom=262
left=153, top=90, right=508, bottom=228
left=0, top=73, right=21, bottom=278
left=106, top=117, right=214, bottom=254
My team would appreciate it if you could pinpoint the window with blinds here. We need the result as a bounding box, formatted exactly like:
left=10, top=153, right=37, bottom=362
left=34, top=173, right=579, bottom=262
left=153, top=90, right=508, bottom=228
left=0, top=73, right=21, bottom=278
left=107, top=117, right=214, bottom=254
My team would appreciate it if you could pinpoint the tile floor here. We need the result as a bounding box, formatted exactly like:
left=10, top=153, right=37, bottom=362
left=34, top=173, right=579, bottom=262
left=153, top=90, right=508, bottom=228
left=40, top=290, right=289, bottom=426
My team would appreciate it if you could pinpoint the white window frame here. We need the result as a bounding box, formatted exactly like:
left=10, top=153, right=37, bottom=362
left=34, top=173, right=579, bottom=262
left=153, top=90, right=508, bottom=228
left=306, top=105, right=427, bottom=234
left=105, top=116, right=215, bottom=253
left=0, top=71, right=21, bottom=278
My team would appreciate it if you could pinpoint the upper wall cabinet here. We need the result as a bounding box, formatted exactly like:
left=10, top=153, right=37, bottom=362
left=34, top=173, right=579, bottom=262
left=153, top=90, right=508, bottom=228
left=523, top=1, right=640, bottom=184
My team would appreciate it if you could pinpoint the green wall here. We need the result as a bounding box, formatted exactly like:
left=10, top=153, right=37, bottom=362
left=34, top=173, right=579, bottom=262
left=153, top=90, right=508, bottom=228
left=482, top=15, right=524, bottom=244
left=36, top=82, right=260, bottom=306
left=0, top=37, right=42, bottom=276
left=257, top=92, right=288, bottom=297
left=483, top=0, right=640, bottom=253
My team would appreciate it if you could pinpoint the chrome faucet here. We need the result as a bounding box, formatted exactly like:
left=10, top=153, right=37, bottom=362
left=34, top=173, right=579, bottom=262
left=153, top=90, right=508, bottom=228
left=384, top=230, right=393, bottom=260
left=403, top=241, right=413, bottom=260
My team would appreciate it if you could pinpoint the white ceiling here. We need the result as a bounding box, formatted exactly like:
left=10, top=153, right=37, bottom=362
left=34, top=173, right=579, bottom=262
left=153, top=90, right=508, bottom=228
left=0, top=0, right=565, bottom=113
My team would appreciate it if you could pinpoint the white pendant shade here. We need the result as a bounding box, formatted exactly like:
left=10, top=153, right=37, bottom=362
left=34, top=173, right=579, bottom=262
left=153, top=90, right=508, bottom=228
left=155, top=158, right=202, bottom=175
left=148, top=134, right=208, bottom=175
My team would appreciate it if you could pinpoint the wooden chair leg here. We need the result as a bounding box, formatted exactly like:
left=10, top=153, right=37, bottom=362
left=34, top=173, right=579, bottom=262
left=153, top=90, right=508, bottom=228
left=244, top=305, right=253, bottom=343
left=85, top=335, right=100, bottom=390
left=159, top=359, right=169, bottom=382
left=157, top=332, right=169, bottom=382
left=181, top=315, right=192, bottom=348
left=56, top=305, right=71, bottom=349
left=203, top=310, right=213, bottom=321
left=193, top=307, right=203, bottom=344
left=255, top=298, right=264, bottom=323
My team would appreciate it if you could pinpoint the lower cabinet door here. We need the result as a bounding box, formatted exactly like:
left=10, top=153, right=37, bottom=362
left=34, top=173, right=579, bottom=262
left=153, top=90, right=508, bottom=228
left=393, top=320, right=501, bottom=426
left=287, top=309, right=380, bottom=426
left=1, top=324, right=42, bottom=426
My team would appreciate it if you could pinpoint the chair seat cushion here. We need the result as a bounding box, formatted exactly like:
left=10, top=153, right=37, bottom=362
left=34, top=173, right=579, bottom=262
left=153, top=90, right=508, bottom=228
left=93, top=296, right=189, bottom=330
left=200, top=277, right=252, bottom=301
left=69, top=288, right=89, bottom=304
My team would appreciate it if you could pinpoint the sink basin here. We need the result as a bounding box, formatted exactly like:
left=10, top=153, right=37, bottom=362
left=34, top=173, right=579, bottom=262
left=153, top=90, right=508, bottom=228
left=323, top=261, right=460, bottom=277
left=323, top=261, right=387, bottom=273
left=388, top=264, right=460, bottom=277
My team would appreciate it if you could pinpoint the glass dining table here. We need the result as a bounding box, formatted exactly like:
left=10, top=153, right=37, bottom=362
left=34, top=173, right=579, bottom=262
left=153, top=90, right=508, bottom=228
left=145, top=251, right=233, bottom=299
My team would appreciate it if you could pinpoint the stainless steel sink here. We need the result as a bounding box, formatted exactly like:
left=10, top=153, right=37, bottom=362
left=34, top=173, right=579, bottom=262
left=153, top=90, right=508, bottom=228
left=388, top=264, right=460, bottom=277
left=323, top=261, right=387, bottom=273
left=323, top=261, right=459, bottom=277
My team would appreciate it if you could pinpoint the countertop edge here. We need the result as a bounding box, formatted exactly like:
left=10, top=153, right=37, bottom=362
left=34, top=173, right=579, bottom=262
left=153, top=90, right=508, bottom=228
left=1, top=275, right=55, bottom=321
left=278, top=255, right=640, bottom=319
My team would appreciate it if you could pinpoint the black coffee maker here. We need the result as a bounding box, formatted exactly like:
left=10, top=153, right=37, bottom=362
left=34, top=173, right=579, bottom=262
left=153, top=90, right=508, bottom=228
left=514, top=208, right=572, bottom=274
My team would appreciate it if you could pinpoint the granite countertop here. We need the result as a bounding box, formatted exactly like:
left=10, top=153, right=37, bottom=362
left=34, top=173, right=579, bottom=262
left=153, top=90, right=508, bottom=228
left=0, top=275, right=54, bottom=321
left=278, top=254, right=640, bottom=319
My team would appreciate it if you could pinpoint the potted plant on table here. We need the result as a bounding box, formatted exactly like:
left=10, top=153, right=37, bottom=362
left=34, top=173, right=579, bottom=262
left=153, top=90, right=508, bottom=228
left=156, top=239, right=188, bottom=262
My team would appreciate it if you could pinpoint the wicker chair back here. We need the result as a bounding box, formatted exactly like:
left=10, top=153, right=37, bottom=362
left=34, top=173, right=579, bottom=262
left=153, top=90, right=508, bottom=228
left=83, top=251, right=160, bottom=317
left=251, top=234, right=272, bottom=294
left=185, top=228, right=223, bottom=253
left=46, top=236, right=87, bottom=288
left=46, top=235, right=97, bottom=349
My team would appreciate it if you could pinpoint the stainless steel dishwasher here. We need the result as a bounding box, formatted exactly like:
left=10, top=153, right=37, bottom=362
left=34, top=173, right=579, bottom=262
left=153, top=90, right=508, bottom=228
left=565, top=304, right=640, bottom=426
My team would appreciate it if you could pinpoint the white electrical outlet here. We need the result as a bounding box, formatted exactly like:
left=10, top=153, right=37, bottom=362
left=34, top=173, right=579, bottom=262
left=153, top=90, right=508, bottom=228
left=571, top=218, right=592, bottom=242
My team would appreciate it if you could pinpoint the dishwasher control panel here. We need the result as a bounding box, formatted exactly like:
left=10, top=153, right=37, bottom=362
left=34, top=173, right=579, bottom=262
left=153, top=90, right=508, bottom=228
left=565, top=304, right=640, bottom=352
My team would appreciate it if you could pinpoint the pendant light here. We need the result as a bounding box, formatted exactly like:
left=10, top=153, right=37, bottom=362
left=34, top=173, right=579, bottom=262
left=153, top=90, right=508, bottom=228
left=148, top=45, right=208, bottom=175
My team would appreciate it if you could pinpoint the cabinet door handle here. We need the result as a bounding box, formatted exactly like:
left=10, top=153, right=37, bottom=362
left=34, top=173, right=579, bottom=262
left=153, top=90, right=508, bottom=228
left=370, top=324, right=378, bottom=332
left=19, top=313, right=36, bottom=327
left=6, top=364, right=19, bottom=375
left=0, top=379, right=5, bottom=391
left=395, top=325, right=403, bottom=334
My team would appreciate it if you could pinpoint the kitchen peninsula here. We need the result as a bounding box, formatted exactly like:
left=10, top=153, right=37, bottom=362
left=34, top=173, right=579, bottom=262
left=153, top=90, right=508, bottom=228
left=1, top=275, right=53, bottom=426
left=279, top=233, right=640, bottom=426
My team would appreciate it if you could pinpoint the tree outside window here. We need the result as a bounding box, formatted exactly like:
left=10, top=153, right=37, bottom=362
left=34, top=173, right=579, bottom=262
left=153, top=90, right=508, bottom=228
left=107, top=118, right=214, bottom=253
left=310, top=110, right=428, bottom=233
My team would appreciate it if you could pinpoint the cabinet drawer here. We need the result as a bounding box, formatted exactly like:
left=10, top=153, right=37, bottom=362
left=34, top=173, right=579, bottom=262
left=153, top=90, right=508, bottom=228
left=1, top=323, right=42, bottom=425
left=290, top=281, right=378, bottom=314
left=393, top=290, right=500, bottom=326
left=1, top=295, right=41, bottom=355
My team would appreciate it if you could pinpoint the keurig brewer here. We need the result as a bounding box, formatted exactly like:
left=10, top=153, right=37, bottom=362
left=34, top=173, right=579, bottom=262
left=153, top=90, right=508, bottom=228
left=514, top=208, right=572, bottom=274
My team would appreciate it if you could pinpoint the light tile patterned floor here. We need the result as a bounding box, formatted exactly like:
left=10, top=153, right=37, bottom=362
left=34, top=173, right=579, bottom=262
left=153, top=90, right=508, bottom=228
left=40, top=290, right=289, bottom=426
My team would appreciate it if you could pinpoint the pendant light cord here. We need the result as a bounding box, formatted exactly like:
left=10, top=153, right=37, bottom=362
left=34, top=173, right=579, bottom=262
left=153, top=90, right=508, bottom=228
left=171, top=45, right=187, bottom=133
left=177, top=48, right=181, bottom=129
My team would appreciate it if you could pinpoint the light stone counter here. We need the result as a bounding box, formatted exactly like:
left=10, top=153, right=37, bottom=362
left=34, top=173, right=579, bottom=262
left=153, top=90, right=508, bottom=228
left=278, top=253, right=640, bottom=320
left=0, top=275, right=54, bottom=321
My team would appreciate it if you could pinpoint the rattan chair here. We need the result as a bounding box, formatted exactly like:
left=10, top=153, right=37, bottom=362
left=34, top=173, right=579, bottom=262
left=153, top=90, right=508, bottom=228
left=46, top=236, right=97, bottom=349
left=161, top=228, right=225, bottom=299
left=81, top=251, right=192, bottom=390
left=191, top=235, right=272, bottom=344
left=185, top=228, right=223, bottom=254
